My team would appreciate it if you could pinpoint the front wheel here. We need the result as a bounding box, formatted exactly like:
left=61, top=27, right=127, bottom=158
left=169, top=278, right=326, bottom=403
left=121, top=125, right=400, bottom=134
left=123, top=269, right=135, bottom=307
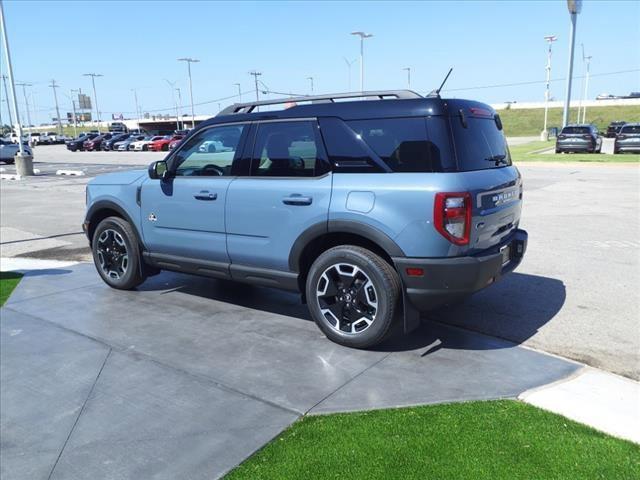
left=92, top=216, right=145, bottom=290
left=306, top=245, right=400, bottom=348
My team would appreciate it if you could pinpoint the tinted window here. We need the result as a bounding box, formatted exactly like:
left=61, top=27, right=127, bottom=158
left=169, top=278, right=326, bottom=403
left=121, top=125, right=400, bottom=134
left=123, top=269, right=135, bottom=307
left=173, top=124, right=245, bottom=177
left=450, top=116, right=511, bottom=171
left=347, top=118, right=446, bottom=172
left=561, top=126, right=591, bottom=134
left=251, top=121, right=322, bottom=177
left=318, top=117, right=385, bottom=172
left=620, top=125, right=640, bottom=134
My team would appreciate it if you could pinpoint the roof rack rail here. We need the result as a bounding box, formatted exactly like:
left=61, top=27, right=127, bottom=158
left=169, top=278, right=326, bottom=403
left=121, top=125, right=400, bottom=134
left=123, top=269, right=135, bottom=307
left=218, top=90, right=423, bottom=115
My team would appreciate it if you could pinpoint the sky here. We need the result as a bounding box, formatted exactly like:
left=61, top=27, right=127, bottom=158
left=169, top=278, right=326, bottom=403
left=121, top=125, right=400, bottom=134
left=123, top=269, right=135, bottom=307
left=1, top=0, right=639, bottom=125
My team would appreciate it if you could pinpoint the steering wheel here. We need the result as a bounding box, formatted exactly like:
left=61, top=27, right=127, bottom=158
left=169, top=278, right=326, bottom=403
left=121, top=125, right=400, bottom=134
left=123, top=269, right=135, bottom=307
left=199, top=164, right=225, bottom=176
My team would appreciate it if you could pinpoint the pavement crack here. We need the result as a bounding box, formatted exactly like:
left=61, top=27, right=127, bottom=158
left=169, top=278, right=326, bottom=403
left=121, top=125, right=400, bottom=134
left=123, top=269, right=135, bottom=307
left=46, top=348, right=112, bottom=480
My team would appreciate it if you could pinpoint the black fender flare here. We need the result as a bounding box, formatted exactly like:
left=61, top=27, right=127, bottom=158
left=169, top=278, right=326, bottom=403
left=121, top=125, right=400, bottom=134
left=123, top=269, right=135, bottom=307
left=288, top=220, right=405, bottom=272
left=85, top=200, right=143, bottom=246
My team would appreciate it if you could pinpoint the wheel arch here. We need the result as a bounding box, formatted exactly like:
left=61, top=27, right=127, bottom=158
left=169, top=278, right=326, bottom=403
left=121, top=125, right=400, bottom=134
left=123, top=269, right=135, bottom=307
left=86, top=200, right=143, bottom=247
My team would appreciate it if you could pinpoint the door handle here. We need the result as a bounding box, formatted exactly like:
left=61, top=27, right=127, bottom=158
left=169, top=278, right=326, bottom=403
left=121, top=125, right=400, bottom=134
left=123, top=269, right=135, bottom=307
left=283, top=194, right=312, bottom=206
left=194, top=191, right=217, bottom=201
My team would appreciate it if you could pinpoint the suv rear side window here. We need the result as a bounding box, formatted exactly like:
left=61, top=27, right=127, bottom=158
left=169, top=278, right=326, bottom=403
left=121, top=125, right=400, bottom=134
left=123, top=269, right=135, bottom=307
left=561, top=126, right=591, bottom=134
left=251, top=121, right=324, bottom=177
left=620, top=125, right=640, bottom=134
left=450, top=116, right=511, bottom=171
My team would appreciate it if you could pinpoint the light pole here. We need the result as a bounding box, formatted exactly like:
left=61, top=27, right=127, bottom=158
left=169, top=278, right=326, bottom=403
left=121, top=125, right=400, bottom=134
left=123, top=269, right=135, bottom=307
left=233, top=83, right=242, bottom=102
left=0, top=0, right=28, bottom=170
left=1, top=74, right=14, bottom=130
left=343, top=57, right=357, bottom=91
left=177, top=57, right=199, bottom=129
left=16, top=82, right=32, bottom=140
left=131, top=89, right=141, bottom=133
left=562, top=0, right=582, bottom=128
left=580, top=45, right=592, bottom=124
left=306, top=76, right=314, bottom=94
left=541, top=35, right=557, bottom=141
left=69, top=89, right=79, bottom=138
left=402, top=67, right=411, bottom=89
left=249, top=71, right=262, bottom=105
left=49, top=79, right=63, bottom=135
left=165, top=79, right=180, bottom=132
left=175, top=88, right=182, bottom=130
left=351, top=31, right=373, bottom=92
left=83, top=73, right=103, bottom=132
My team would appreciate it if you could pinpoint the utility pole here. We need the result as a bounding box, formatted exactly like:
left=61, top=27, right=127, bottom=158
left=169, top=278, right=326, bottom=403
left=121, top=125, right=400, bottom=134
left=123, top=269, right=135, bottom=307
left=49, top=79, right=63, bottom=134
left=351, top=31, right=373, bottom=92
left=541, top=35, right=557, bottom=141
left=131, top=88, right=141, bottom=133
left=165, top=79, right=180, bottom=132
left=177, top=57, right=199, bottom=129
left=234, top=83, right=242, bottom=102
left=83, top=72, right=103, bottom=132
left=402, top=67, right=411, bottom=89
left=562, top=0, right=582, bottom=128
left=69, top=89, right=78, bottom=138
left=175, top=88, right=182, bottom=130
left=1, top=74, right=14, bottom=130
left=306, top=76, right=314, bottom=94
left=1, top=0, right=31, bottom=173
left=580, top=44, right=592, bottom=124
left=16, top=82, right=32, bottom=140
left=249, top=71, right=262, bottom=108
left=343, top=57, right=357, bottom=92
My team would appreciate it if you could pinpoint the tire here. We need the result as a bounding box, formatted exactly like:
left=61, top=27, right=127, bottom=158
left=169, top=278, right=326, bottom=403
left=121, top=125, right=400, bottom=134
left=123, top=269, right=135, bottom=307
left=306, top=245, right=401, bottom=348
left=92, top=216, right=145, bottom=290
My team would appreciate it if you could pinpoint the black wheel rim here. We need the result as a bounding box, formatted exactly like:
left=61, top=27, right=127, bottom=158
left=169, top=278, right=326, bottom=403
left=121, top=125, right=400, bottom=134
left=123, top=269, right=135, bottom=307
left=316, top=263, right=378, bottom=335
left=96, top=229, right=129, bottom=280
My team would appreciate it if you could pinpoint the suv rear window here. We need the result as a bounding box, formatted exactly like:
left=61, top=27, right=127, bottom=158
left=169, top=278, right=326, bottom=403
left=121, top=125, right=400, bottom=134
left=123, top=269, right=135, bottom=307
left=450, top=116, right=511, bottom=171
left=561, top=126, right=590, bottom=134
left=620, top=125, right=640, bottom=134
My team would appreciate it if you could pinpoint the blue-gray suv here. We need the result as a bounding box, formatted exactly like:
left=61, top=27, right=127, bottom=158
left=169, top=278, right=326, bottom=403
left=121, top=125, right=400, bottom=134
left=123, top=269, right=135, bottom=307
left=83, top=90, right=527, bottom=348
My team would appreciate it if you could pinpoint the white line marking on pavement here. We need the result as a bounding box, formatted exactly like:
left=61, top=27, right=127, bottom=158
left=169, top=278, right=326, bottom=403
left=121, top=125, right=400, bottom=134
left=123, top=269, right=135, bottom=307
left=0, top=257, right=79, bottom=272
left=519, top=367, right=640, bottom=444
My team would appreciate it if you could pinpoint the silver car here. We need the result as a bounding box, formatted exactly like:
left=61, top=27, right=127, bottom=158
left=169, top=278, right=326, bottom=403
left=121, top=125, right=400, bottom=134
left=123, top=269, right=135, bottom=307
left=0, top=138, right=33, bottom=163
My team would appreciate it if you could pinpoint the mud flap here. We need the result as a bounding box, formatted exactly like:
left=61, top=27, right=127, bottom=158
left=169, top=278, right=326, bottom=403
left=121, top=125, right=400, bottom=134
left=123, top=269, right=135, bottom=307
left=403, top=289, right=421, bottom=333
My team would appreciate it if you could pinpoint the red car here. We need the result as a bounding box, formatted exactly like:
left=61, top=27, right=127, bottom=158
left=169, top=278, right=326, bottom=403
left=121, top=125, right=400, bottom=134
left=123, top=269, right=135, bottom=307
left=148, top=134, right=184, bottom=152
left=168, top=137, right=184, bottom=150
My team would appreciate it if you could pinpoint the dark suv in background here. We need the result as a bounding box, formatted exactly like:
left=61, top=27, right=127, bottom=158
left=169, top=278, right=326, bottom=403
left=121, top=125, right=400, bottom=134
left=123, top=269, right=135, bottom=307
left=555, top=124, right=602, bottom=153
left=614, top=123, right=640, bottom=154
left=605, top=121, right=626, bottom=138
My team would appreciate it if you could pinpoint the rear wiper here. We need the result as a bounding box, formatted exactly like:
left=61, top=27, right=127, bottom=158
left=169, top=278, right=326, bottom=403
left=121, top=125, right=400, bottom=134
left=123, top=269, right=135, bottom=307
left=484, top=155, right=508, bottom=166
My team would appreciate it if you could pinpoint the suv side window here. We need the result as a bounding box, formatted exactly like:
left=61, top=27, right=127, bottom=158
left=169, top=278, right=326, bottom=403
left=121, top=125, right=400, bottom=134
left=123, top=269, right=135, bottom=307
left=172, top=124, right=246, bottom=177
left=251, top=121, right=325, bottom=177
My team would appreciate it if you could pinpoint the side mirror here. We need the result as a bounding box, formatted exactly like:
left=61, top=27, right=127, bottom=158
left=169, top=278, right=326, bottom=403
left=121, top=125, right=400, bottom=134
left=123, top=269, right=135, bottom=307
left=148, top=160, right=171, bottom=180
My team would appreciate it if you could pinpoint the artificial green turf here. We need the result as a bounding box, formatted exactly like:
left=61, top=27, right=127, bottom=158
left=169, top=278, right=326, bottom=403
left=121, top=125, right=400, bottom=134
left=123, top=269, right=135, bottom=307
left=226, top=400, right=639, bottom=480
left=0, top=271, right=22, bottom=306
left=509, top=140, right=640, bottom=163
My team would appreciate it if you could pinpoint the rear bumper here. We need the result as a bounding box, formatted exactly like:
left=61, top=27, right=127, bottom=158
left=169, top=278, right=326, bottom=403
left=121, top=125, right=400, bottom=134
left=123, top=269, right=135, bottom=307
left=615, top=144, right=640, bottom=153
left=393, top=229, right=528, bottom=312
left=556, top=142, right=594, bottom=152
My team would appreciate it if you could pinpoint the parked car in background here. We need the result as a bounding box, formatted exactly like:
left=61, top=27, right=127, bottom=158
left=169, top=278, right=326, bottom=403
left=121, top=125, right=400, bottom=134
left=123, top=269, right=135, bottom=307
left=131, top=135, right=164, bottom=151
left=109, top=122, right=128, bottom=133
left=168, top=137, right=183, bottom=150
left=555, top=124, right=602, bottom=153
left=84, top=133, right=116, bottom=151
left=605, top=121, right=626, bottom=138
left=83, top=90, right=528, bottom=348
left=115, top=134, right=146, bottom=151
left=102, top=133, right=132, bottom=151
left=0, top=138, right=32, bottom=163
left=614, top=123, right=640, bottom=154
left=148, top=134, right=184, bottom=151
left=67, top=133, right=98, bottom=151
left=28, top=132, right=41, bottom=145
left=39, top=132, right=57, bottom=144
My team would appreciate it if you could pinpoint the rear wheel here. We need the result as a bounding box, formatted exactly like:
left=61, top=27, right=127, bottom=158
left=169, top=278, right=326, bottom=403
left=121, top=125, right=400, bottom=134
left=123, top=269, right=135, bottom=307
left=92, top=216, right=145, bottom=290
left=306, top=245, right=400, bottom=348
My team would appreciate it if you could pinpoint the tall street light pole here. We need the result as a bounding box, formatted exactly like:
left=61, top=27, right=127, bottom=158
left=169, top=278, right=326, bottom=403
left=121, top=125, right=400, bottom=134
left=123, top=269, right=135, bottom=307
left=541, top=35, right=557, bottom=141
left=49, top=79, right=63, bottom=135
left=306, top=76, right=314, bottom=94
left=402, top=67, right=411, bottom=89
left=16, top=82, right=32, bottom=140
left=1, top=0, right=31, bottom=174
left=562, top=0, right=582, bottom=128
left=234, top=83, right=242, bottom=102
left=69, top=89, right=79, bottom=138
left=1, top=74, right=14, bottom=129
left=580, top=45, right=592, bottom=124
left=175, top=88, right=183, bottom=130
left=165, top=79, right=180, bottom=132
left=131, top=89, right=141, bottom=133
left=351, top=31, right=373, bottom=92
left=177, top=57, right=199, bottom=129
left=83, top=73, right=103, bottom=132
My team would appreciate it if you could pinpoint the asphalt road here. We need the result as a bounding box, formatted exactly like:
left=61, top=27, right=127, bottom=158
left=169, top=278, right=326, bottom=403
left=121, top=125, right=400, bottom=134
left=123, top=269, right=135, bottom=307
left=1, top=145, right=638, bottom=379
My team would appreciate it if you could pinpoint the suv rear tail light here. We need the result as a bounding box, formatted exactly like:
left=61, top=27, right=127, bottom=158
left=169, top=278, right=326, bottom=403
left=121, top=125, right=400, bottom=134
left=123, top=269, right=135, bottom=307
left=434, top=192, right=472, bottom=246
